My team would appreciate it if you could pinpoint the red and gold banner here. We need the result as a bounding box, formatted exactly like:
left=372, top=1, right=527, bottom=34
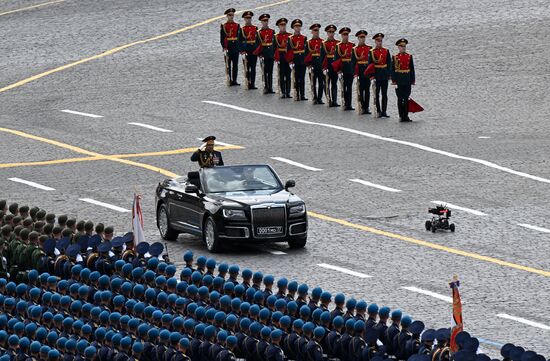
left=450, top=277, right=463, bottom=352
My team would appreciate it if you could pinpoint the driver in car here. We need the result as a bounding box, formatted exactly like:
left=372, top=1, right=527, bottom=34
left=241, top=167, right=270, bottom=189
left=191, top=135, right=224, bottom=168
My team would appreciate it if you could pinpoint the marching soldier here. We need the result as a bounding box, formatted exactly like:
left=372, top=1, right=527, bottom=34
left=191, top=136, right=224, bottom=168
left=275, top=18, right=292, bottom=98
left=239, top=11, right=259, bottom=90
left=334, top=27, right=355, bottom=110
left=353, top=30, right=372, bottom=114
left=369, top=33, right=392, bottom=117
left=391, top=38, right=415, bottom=122
left=256, top=14, right=276, bottom=94
left=306, top=23, right=325, bottom=104
left=288, top=19, right=308, bottom=101
left=220, top=8, right=241, bottom=86
left=322, top=25, right=339, bottom=107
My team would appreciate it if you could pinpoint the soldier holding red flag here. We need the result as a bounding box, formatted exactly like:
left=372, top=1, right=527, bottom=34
left=391, top=38, right=416, bottom=122
left=275, top=18, right=292, bottom=98
left=288, top=19, right=309, bottom=101
left=220, top=8, right=241, bottom=86
left=334, top=27, right=355, bottom=111
left=256, top=14, right=276, bottom=94
left=369, top=33, right=392, bottom=117
left=239, top=11, right=259, bottom=90
left=322, top=25, right=339, bottom=107
left=306, top=24, right=325, bottom=104
left=352, top=30, right=372, bottom=114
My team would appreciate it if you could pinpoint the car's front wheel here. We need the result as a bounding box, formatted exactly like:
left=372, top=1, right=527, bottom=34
left=157, top=204, right=178, bottom=241
left=203, top=216, right=222, bottom=253
left=288, top=235, right=307, bottom=249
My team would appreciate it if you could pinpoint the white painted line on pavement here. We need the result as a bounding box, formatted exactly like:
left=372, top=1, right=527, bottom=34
left=478, top=136, right=491, bottom=139
left=79, top=198, right=131, bottom=213
left=317, top=263, right=372, bottom=278
left=8, top=177, right=55, bottom=191
left=496, top=313, right=550, bottom=330
left=402, top=286, right=453, bottom=303
left=431, top=201, right=486, bottom=216
left=60, top=109, right=103, bottom=118
left=196, top=138, right=236, bottom=147
left=268, top=250, right=287, bottom=255
left=128, top=122, right=173, bottom=133
left=271, top=157, right=322, bottom=171
left=203, top=101, right=550, bottom=184
left=517, top=223, right=550, bottom=234
left=349, top=178, right=402, bottom=193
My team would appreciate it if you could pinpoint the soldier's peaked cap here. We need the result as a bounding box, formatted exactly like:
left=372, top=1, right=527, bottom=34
left=325, top=24, right=337, bottom=32
left=136, top=242, right=149, bottom=255
left=259, top=14, right=270, bottom=21
left=98, top=242, right=111, bottom=253
left=201, top=136, right=216, bottom=143
left=242, top=11, right=253, bottom=18
left=396, top=38, right=408, bottom=46
left=309, top=23, right=321, bottom=30
left=224, top=8, right=236, bottom=15
left=276, top=18, right=288, bottom=26
left=355, top=30, right=368, bottom=37
left=372, top=32, right=384, bottom=39
left=291, top=19, right=303, bottom=27
left=149, top=242, right=164, bottom=257
left=339, top=27, right=351, bottom=34
left=111, top=237, right=124, bottom=248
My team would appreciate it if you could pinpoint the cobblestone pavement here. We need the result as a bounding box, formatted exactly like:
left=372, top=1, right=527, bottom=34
left=1, top=0, right=549, bottom=356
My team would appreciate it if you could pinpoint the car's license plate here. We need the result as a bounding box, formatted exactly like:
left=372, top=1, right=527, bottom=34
left=257, top=226, right=283, bottom=235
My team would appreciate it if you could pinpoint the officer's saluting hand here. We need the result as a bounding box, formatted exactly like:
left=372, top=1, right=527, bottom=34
left=191, top=136, right=224, bottom=168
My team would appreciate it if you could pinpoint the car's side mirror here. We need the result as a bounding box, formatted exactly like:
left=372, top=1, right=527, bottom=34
left=285, top=180, right=296, bottom=191
left=185, top=184, right=199, bottom=194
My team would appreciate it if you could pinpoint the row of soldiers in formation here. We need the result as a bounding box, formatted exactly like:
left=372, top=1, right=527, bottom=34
left=0, top=200, right=169, bottom=283
left=220, top=9, right=416, bottom=121
left=0, top=239, right=540, bottom=361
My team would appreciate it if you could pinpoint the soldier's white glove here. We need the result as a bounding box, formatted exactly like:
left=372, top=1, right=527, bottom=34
left=199, top=143, right=207, bottom=151
left=290, top=63, right=294, bottom=69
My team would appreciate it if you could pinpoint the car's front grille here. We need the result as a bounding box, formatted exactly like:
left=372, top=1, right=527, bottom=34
left=251, top=205, right=286, bottom=238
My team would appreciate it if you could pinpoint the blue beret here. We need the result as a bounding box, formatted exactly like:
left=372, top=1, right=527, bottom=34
left=191, top=271, right=202, bottom=282
left=312, top=308, right=323, bottom=321
left=368, top=303, right=379, bottom=314
left=240, top=318, right=251, bottom=331
left=147, top=257, right=159, bottom=269
left=392, top=309, right=402, bottom=319
left=226, top=335, right=238, bottom=346
left=401, top=315, right=413, bottom=327
left=253, top=271, right=263, bottom=281
left=183, top=250, right=193, bottom=262
left=379, top=306, right=391, bottom=318
left=217, top=330, right=228, bottom=342
left=77, top=339, right=89, bottom=352
left=181, top=268, right=192, bottom=277
left=215, top=311, right=226, bottom=322
left=206, top=258, right=216, bottom=268
left=299, top=305, right=311, bottom=316
left=170, top=332, right=181, bottom=343
left=226, top=314, right=238, bottom=326
left=314, top=326, right=325, bottom=338
left=333, top=316, right=345, bottom=328
left=280, top=315, right=292, bottom=326
left=320, top=291, right=331, bottom=301
left=205, top=308, right=217, bottom=321
left=229, top=265, right=239, bottom=274
left=213, top=276, right=224, bottom=287
left=320, top=311, right=331, bottom=323
left=334, top=293, right=345, bottom=304
left=267, top=295, right=277, bottom=306
left=261, top=326, right=272, bottom=337
left=293, top=319, right=304, bottom=329
left=345, top=319, right=356, bottom=330
left=311, top=287, right=322, bottom=299
left=179, top=337, right=190, bottom=348
left=356, top=300, right=367, bottom=310
left=40, top=345, right=51, bottom=354
left=220, top=295, right=231, bottom=306
left=242, top=269, right=253, bottom=278
left=271, top=329, right=283, bottom=339
left=198, top=286, right=209, bottom=296
left=346, top=298, right=357, bottom=309
left=250, top=322, right=262, bottom=334
left=159, top=330, right=170, bottom=341
left=204, top=325, right=217, bottom=338
left=30, top=341, right=41, bottom=353
left=230, top=297, right=241, bottom=309
left=132, top=342, right=144, bottom=353
left=264, top=275, right=274, bottom=284
left=259, top=308, right=271, bottom=320
left=303, top=322, right=315, bottom=333
left=275, top=299, right=287, bottom=310
left=354, top=320, right=365, bottom=331
left=84, top=346, right=97, bottom=358
left=223, top=282, right=234, bottom=292
left=276, top=277, right=288, bottom=287
left=49, top=349, right=60, bottom=358
left=287, top=280, right=298, bottom=292
left=287, top=301, right=298, bottom=312
left=196, top=256, right=207, bottom=265
left=65, top=339, right=76, bottom=350
left=254, top=290, right=264, bottom=301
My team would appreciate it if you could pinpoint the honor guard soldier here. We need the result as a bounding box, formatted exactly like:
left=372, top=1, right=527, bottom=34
left=288, top=19, right=308, bottom=101
left=239, top=11, right=259, bottom=89
left=221, top=8, right=241, bottom=86
left=321, top=25, right=340, bottom=107
left=306, top=23, right=325, bottom=104
left=191, top=136, right=224, bottom=168
left=369, top=33, right=392, bottom=117
left=353, top=30, right=372, bottom=114
left=334, top=27, right=355, bottom=110
left=391, top=38, right=415, bottom=122
left=256, top=14, right=276, bottom=94
left=274, top=18, right=292, bottom=98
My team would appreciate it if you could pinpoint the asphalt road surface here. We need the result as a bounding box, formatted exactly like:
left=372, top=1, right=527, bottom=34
left=1, top=0, right=550, bottom=356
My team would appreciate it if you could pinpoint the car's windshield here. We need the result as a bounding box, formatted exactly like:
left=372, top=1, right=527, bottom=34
left=202, top=165, right=282, bottom=193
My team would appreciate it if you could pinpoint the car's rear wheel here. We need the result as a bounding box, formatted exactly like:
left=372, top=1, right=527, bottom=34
left=203, top=216, right=222, bottom=253
left=288, top=235, right=307, bottom=249
left=157, top=204, right=178, bottom=241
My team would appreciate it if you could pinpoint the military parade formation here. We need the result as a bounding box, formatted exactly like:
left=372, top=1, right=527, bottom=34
left=220, top=9, right=418, bottom=121
left=0, top=198, right=546, bottom=361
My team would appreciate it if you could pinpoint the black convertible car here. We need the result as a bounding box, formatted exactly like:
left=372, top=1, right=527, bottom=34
left=155, top=164, right=308, bottom=252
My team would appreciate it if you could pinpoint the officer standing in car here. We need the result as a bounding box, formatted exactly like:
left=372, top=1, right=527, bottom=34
left=191, top=136, right=224, bottom=168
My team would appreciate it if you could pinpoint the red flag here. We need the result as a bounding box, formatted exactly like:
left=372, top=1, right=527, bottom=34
left=408, top=98, right=424, bottom=113
left=449, top=277, right=463, bottom=352
left=331, top=58, right=342, bottom=73
left=364, top=63, right=375, bottom=76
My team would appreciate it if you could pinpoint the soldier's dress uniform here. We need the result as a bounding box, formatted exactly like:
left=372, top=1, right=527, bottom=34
left=369, top=33, right=392, bottom=117
left=274, top=18, right=292, bottom=98
left=352, top=30, right=372, bottom=114
left=190, top=136, right=224, bottom=168
left=288, top=20, right=308, bottom=101
left=239, top=11, right=259, bottom=90
left=306, top=24, right=325, bottom=104
left=322, top=25, right=340, bottom=107
left=220, top=8, right=241, bottom=86
left=256, top=14, right=276, bottom=94
left=391, top=38, right=416, bottom=122
left=334, top=27, right=355, bottom=110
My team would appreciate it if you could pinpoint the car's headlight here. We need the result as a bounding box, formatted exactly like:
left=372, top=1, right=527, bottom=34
left=289, top=204, right=306, bottom=216
left=222, top=209, right=247, bottom=220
